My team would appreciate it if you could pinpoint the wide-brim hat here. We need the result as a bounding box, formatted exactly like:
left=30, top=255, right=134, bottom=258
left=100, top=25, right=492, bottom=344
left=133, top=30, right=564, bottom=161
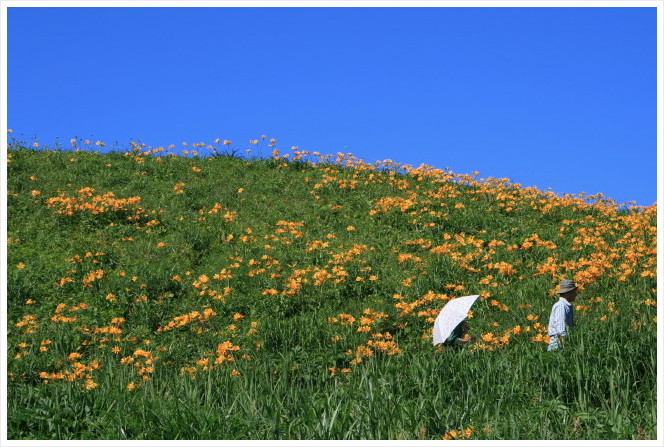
left=556, top=280, right=577, bottom=294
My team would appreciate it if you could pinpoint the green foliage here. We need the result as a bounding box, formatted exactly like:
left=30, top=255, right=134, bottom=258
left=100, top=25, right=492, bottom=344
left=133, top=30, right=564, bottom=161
left=6, top=142, right=657, bottom=440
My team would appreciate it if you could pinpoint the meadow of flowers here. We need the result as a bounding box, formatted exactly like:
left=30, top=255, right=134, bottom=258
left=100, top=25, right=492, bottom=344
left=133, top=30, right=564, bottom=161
left=5, top=135, right=658, bottom=440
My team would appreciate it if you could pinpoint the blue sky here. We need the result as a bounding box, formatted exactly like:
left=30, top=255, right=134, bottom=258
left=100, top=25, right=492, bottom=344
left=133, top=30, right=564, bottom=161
left=6, top=5, right=659, bottom=206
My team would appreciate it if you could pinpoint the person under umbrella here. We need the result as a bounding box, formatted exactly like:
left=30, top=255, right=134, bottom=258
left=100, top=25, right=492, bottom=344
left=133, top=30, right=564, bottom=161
left=433, top=295, right=479, bottom=349
left=442, top=320, right=476, bottom=347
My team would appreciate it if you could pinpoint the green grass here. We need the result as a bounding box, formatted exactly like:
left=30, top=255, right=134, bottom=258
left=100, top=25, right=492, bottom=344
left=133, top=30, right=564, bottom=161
left=5, top=140, right=657, bottom=440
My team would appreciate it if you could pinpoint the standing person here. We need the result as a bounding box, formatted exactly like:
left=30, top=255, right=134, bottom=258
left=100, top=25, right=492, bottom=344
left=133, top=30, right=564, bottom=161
left=547, top=279, right=579, bottom=351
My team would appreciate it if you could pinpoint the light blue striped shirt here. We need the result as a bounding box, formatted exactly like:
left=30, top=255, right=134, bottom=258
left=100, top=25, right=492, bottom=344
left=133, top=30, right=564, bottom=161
left=548, top=297, right=574, bottom=337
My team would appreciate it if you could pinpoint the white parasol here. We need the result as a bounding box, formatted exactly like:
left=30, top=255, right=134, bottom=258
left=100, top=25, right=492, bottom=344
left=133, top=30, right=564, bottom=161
left=432, top=295, right=479, bottom=346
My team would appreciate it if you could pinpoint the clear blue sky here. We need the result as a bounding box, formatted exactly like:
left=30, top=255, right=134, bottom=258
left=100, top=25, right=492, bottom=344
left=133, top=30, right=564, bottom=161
left=6, top=6, right=659, bottom=206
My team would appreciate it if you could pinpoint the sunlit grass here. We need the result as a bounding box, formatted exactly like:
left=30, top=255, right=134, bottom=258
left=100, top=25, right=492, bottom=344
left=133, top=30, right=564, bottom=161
left=5, top=134, right=657, bottom=440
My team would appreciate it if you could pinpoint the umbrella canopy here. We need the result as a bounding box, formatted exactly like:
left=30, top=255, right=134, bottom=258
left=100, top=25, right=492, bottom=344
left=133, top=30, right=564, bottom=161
left=432, top=295, right=479, bottom=346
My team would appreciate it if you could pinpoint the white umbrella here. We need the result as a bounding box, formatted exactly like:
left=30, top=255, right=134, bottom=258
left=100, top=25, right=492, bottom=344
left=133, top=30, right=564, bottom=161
left=432, top=295, right=479, bottom=346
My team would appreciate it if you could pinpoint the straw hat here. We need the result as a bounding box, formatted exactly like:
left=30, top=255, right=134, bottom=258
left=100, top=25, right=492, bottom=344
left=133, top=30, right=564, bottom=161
left=556, top=279, right=577, bottom=294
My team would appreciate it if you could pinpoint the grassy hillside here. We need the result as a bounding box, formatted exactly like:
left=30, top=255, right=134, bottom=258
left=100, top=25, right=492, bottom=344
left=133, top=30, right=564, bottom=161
left=5, top=139, right=657, bottom=440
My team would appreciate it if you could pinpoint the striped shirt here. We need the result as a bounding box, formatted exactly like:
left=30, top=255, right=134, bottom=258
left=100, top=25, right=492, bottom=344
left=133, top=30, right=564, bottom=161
left=548, top=297, right=574, bottom=337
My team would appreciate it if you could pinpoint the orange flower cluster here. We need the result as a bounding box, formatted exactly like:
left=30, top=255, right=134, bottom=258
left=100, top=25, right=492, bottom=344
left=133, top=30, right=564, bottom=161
left=214, top=341, right=241, bottom=364
left=443, top=427, right=473, bottom=440
left=485, top=261, right=517, bottom=277
left=281, top=268, right=309, bottom=296
left=327, top=367, right=352, bottom=377
left=156, top=307, right=217, bottom=332
left=328, top=313, right=356, bottom=325
left=329, top=307, right=401, bottom=373
left=39, top=352, right=100, bottom=389
left=181, top=341, right=241, bottom=378
left=394, top=290, right=452, bottom=318
left=45, top=187, right=145, bottom=218
left=15, top=315, right=39, bottom=334
left=520, top=233, right=557, bottom=250
left=370, top=194, right=418, bottom=214
left=275, top=220, right=305, bottom=238
left=347, top=345, right=374, bottom=365
left=82, top=268, right=104, bottom=287
left=91, top=324, right=123, bottom=338
left=328, top=243, right=371, bottom=265
left=367, top=338, right=402, bottom=355
left=121, top=348, right=156, bottom=386
left=173, top=182, right=185, bottom=194
left=306, top=240, right=330, bottom=252
left=196, top=203, right=237, bottom=222
left=191, top=273, right=233, bottom=300
left=344, top=332, right=402, bottom=370
left=328, top=308, right=389, bottom=332
left=247, top=255, right=281, bottom=278
left=397, top=253, right=423, bottom=264
left=403, top=238, right=433, bottom=249
left=50, top=302, right=87, bottom=323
